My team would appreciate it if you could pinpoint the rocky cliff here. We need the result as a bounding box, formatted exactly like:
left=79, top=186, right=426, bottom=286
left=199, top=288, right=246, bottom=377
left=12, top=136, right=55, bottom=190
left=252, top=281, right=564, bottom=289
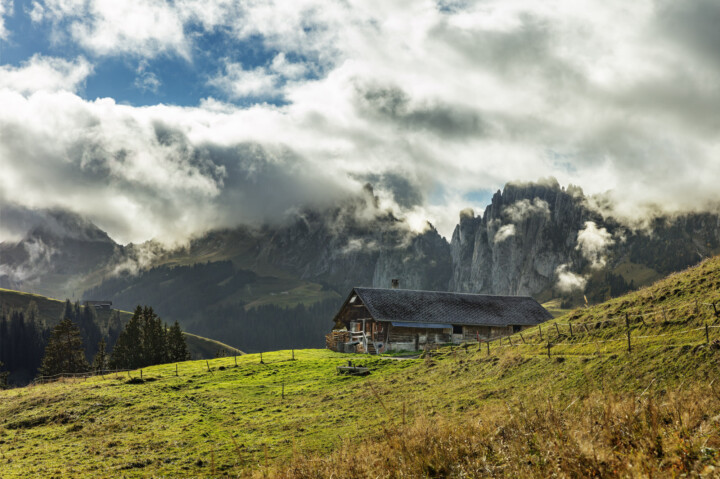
left=449, top=179, right=720, bottom=302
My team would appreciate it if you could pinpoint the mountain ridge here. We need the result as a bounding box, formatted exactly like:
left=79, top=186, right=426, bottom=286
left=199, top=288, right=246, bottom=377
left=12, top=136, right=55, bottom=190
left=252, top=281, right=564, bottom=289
left=2, top=179, right=720, bottom=338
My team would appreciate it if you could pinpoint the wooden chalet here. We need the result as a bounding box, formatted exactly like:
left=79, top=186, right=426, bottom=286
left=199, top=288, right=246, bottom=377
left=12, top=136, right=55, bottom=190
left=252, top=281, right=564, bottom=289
left=326, top=287, right=553, bottom=354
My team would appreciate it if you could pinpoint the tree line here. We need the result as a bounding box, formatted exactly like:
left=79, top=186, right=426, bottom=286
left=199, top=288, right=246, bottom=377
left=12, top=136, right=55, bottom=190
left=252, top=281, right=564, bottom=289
left=0, top=301, right=189, bottom=387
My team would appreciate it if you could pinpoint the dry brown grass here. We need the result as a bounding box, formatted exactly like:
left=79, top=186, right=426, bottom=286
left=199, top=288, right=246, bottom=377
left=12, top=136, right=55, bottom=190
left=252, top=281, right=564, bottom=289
left=276, top=385, right=720, bottom=478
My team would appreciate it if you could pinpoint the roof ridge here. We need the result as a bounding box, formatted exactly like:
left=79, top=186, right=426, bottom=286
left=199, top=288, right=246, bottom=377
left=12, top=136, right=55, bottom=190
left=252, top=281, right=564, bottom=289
left=353, top=286, right=537, bottom=301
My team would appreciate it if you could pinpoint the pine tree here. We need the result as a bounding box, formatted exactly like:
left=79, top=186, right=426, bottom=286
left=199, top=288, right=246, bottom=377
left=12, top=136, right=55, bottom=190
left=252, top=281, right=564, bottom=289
left=167, top=321, right=190, bottom=362
left=140, top=306, right=167, bottom=366
left=92, top=339, right=108, bottom=373
left=38, top=319, right=89, bottom=377
left=77, top=303, right=102, bottom=362
left=109, top=306, right=143, bottom=369
left=107, top=310, right=123, bottom=350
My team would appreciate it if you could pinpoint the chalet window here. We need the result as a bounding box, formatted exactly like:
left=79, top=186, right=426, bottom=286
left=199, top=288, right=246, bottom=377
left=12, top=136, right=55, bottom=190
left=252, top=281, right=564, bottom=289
left=452, top=324, right=462, bottom=334
left=349, top=295, right=357, bottom=304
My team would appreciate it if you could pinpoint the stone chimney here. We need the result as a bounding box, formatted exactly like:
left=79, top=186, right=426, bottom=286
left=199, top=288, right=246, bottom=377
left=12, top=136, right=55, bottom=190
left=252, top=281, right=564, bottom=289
left=391, top=279, right=399, bottom=289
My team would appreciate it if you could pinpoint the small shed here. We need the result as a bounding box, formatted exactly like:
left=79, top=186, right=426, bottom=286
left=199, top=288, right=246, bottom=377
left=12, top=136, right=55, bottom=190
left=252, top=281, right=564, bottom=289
left=327, top=287, right=552, bottom=354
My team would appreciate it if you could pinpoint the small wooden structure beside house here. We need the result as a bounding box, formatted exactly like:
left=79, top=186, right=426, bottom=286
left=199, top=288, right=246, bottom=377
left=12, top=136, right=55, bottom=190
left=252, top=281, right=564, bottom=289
left=327, top=287, right=552, bottom=354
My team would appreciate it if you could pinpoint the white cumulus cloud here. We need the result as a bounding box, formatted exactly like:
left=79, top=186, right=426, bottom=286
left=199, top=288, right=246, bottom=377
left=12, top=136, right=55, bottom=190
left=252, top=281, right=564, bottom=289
left=494, top=224, right=516, bottom=243
left=4, top=0, right=720, bottom=243
left=0, top=55, right=93, bottom=94
left=0, top=0, right=12, bottom=40
left=576, top=221, right=614, bottom=269
left=208, top=61, right=279, bottom=99
left=555, top=263, right=587, bottom=293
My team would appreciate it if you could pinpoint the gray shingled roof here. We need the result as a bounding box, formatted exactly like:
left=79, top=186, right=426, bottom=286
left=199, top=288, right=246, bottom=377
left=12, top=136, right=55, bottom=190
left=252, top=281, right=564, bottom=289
left=349, top=287, right=552, bottom=327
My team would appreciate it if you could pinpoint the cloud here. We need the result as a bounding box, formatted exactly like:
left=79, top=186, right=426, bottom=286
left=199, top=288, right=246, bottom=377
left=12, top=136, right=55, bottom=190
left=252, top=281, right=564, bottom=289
left=208, top=61, right=280, bottom=99
left=0, top=90, right=353, bottom=244
left=0, top=237, right=57, bottom=284
left=4, top=0, right=720, bottom=243
left=36, top=0, right=190, bottom=59
left=134, top=61, right=161, bottom=93
left=110, top=241, right=166, bottom=276
left=0, top=0, right=12, bottom=39
left=575, top=221, right=614, bottom=270
left=503, top=198, right=551, bottom=223
left=270, top=53, right=308, bottom=79
left=555, top=263, right=587, bottom=293
left=0, top=55, right=93, bottom=94
left=494, top=224, right=516, bottom=243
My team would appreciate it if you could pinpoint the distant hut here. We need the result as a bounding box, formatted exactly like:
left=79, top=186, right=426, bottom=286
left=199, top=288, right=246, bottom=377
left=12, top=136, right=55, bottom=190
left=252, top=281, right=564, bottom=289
left=83, top=300, right=113, bottom=311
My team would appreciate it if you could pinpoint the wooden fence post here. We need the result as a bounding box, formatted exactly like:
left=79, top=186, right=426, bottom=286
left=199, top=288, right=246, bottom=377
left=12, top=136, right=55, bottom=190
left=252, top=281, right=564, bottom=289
left=713, top=302, right=719, bottom=318
left=554, top=323, right=560, bottom=338
left=292, top=349, right=295, bottom=361
left=487, top=341, right=490, bottom=356
left=140, top=369, right=143, bottom=379
left=583, top=323, right=590, bottom=333
left=539, top=325, right=543, bottom=340
left=175, top=363, right=178, bottom=377
left=260, top=352, right=264, bottom=364
left=706, top=321, right=710, bottom=344
left=508, top=336, right=513, bottom=346
left=663, top=307, right=668, bottom=323
left=206, top=360, right=213, bottom=374
left=547, top=342, right=551, bottom=358
left=234, top=355, right=237, bottom=367
left=625, top=313, right=632, bottom=352
left=569, top=322, right=573, bottom=338
left=519, top=332, right=526, bottom=344
left=281, top=381, right=285, bottom=400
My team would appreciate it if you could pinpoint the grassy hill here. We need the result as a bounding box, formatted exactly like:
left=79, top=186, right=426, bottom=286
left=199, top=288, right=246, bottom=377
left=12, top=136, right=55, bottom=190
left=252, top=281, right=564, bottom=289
left=0, top=288, right=243, bottom=360
left=1, top=257, right=720, bottom=477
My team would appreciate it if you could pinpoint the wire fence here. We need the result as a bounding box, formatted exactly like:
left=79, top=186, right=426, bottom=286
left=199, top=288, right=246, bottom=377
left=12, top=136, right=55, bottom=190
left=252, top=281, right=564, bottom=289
left=32, top=369, right=132, bottom=385
left=24, top=297, right=720, bottom=389
left=423, top=296, right=720, bottom=359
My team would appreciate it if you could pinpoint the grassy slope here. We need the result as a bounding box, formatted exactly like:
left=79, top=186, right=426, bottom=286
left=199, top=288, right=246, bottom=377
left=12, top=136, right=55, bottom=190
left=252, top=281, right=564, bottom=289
left=540, top=298, right=572, bottom=317
left=0, top=288, right=243, bottom=359
left=1, top=257, right=720, bottom=476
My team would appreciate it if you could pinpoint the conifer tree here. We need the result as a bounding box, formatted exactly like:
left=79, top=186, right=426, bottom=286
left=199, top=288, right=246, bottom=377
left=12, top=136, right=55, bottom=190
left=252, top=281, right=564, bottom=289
left=92, top=339, right=108, bottom=373
left=107, top=310, right=123, bottom=349
left=39, top=318, right=89, bottom=377
left=141, top=306, right=167, bottom=366
left=167, top=321, right=190, bottom=362
left=109, top=306, right=143, bottom=369
left=77, top=303, right=102, bottom=361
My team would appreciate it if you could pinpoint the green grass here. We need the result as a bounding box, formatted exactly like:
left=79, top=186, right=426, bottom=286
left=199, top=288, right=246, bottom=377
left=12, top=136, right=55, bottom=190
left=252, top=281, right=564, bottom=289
left=1, top=256, right=720, bottom=476
left=184, top=333, right=243, bottom=358
left=243, top=282, right=340, bottom=310
left=0, top=350, right=416, bottom=477
left=613, top=260, right=662, bottom=286
left=540, top=298, right=572, bottom=317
